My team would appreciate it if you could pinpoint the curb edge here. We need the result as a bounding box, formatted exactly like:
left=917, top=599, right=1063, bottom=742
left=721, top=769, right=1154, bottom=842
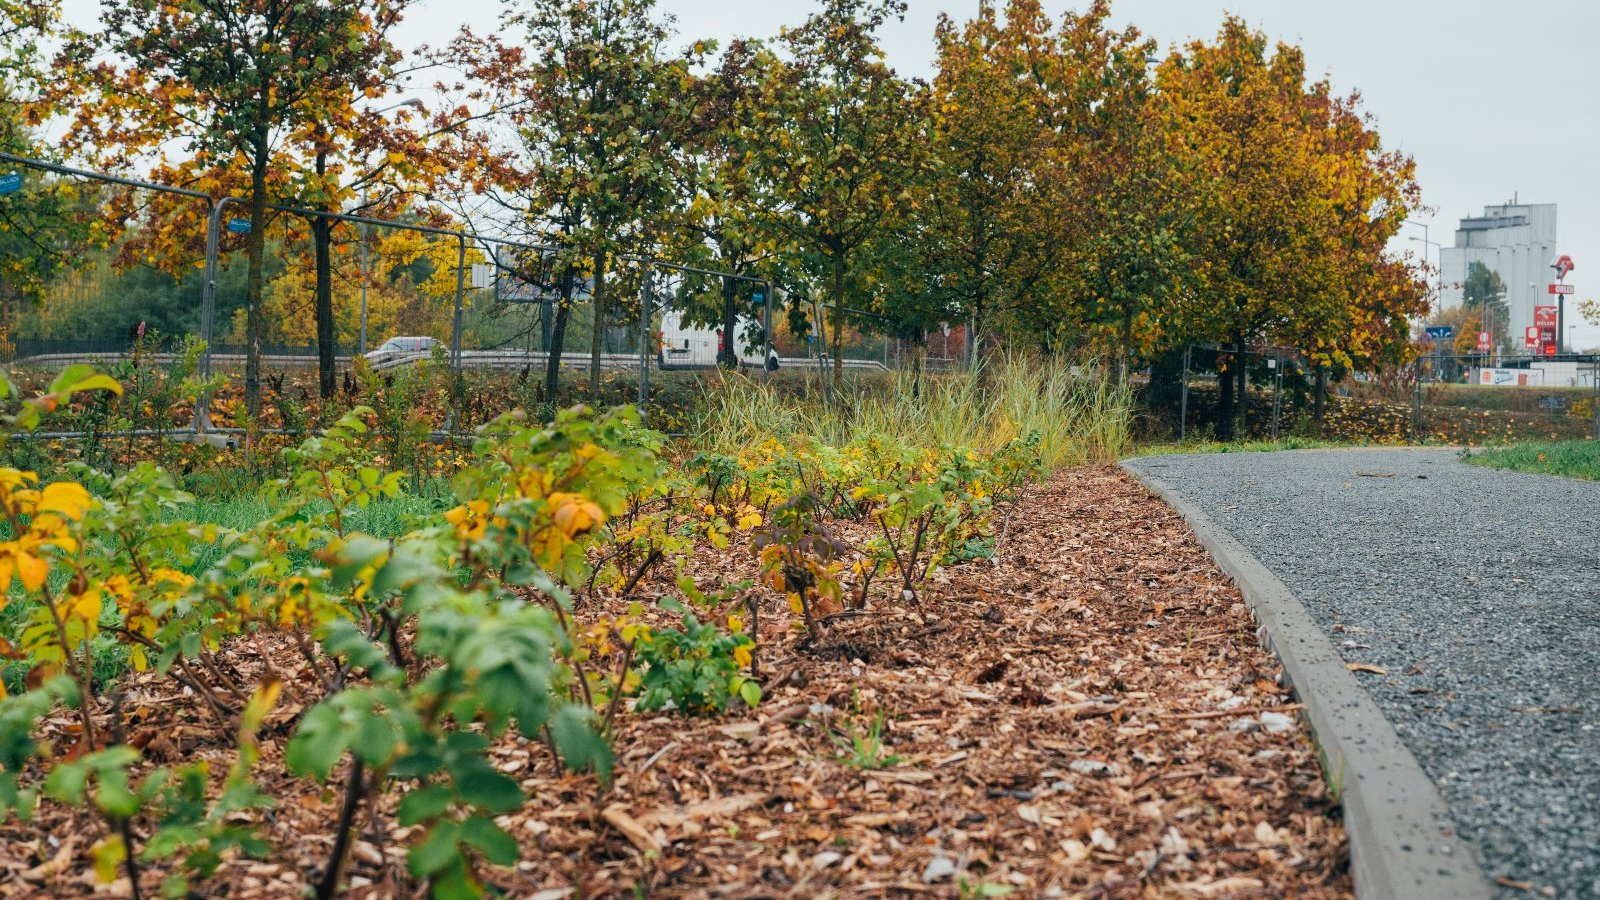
left=1120, top=461, right=1491, bottom=900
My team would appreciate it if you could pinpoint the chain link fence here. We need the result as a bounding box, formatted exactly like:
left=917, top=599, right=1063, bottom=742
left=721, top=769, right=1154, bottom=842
left=1167, top=343, right=1600, bottom=445
left=0, top=152, right=932, bottom=440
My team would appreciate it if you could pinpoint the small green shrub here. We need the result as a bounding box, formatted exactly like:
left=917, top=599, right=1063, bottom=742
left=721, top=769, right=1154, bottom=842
left=632, top=598, right=759, bottom=715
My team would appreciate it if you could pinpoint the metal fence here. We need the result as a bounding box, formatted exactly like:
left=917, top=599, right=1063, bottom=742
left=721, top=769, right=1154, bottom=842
left=1172, top=343, right=1600, bottom=444
left=0, top=151, right=925, bottom=439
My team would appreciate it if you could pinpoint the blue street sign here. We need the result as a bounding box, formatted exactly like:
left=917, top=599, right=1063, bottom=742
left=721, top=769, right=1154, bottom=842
left=0, top=173, right=21, bottom=196
left=1424, top=325, right=1455, bottom=342
left=751, top=290, right=765, bottom=305
left=227, top=218, right=252, bottom=234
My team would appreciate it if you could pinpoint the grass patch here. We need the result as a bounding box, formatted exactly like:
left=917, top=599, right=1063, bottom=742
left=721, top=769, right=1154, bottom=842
left=1127, top=435, right=1372, bottom=458
left=1463, top=440, right=1600, bottom=481
left=693, top=354, right=1133, bottom=468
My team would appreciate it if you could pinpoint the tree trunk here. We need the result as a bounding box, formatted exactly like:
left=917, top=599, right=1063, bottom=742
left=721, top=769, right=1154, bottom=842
left=588, top=250, right=606, bottom=396
left=543, top=267, right=574, bottom=420
left=313, top=151, right=336, bottom=401
left=718, top=275, right=737, bottom=369
left=829, top=248, right=845, bottom=390
left=244, top=135, right=270, bottom=418
left=1217, top=347, right=1236, bottom=442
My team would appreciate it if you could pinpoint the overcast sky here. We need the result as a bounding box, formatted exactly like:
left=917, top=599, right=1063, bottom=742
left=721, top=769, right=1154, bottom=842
left=60, top=0, right=1600, bottom=348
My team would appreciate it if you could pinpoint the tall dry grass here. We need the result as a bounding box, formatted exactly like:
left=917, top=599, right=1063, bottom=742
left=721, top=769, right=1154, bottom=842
left=693, top=353, right=1132, bottom=469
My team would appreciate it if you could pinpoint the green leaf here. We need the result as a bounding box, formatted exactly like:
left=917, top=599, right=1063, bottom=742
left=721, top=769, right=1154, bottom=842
left=549, top=705, right=613, bottom=782
left=49, top=364, right=122, bottom=399
left=428, top=859, right=479, bottom=900
left=43, top=761, right=88, bottom=805
left=397, top=784, right=452, bottom=827
left=94, top=768, right=140, bottom=820
left=284, top=702, right=350, bottom=781
left=739, top=679, right=763, bottom=709
left=454, top=767, right=522, bottom=814
left=406, top=820, right=462, bottom=878
left=351, top=713, right=397, bottom=766
left=460, top=814, right=518, bottom=866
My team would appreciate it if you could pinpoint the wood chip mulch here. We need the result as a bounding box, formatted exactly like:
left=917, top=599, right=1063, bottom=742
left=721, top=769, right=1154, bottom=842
left=2, top=466, right=1350, bottom=898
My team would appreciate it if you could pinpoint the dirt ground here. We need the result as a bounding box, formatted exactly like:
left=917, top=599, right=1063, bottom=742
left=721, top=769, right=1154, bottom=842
left=2, top=467, right=1350, bottom=898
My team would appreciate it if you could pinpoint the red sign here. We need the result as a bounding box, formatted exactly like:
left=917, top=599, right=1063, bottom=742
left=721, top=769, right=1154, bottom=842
left=1525, top=326, right=1540, bottom=348
left=1548, top=283, right=1575, bottom=295
left=1535, top=305, right=1559, bottom=328
left=1545, top=343, right=1558, bottom=357
left=1476, top=331, right=1491, bottom=352
left=1553, top=255, right=1575, bottom=279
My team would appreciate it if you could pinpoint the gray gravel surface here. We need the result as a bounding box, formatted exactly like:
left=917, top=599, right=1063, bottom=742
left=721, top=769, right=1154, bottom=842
left=1124, top=449, right=1599, bottom=899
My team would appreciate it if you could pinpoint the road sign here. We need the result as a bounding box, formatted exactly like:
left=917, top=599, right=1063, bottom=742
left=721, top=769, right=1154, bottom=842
left=1476, top=331, right=1491, bottom=352
left=1525, top=326, right=1540, bottom=348
left=751, top=289, right=765, bottom=306
left=1424, top=325, right=1455, bottom=342
left=0, top=172, right=20, bottom=196
left=227, top=218, right=251, bottom=234
left=470, top=263, right=494, bottom=289
left=1548, top=283, right=1575, bottom=295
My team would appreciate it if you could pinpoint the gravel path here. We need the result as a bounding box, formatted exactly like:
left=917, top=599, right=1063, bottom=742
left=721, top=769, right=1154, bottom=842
left=1124, top=449, right=1599, bottom=899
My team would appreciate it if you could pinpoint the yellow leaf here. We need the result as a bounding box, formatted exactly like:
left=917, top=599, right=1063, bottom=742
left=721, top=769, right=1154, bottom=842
left=37, top=482, right=91, bottom=522
left=16, top=552, right=48, bottom=591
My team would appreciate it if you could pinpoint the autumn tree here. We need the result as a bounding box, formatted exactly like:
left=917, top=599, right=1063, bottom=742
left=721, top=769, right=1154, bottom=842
left=1033, top=3, right=1174, bottom=378
left=60, top=0, right=420, bottom=416
left=878, top=1, right=1053, bottom=365
left=741, top=0, right=926, bottom=387
left=448, top=0, right=701, bottom=405
left=298, top=81, right=430, bottom=399
left=0, top=0, right=101, bottom=349
left=668, top=39, right=780, bottom=369
left=1150, top=18, right=1422, bottom=439
left=1460, top=260, right=1509, bottom=352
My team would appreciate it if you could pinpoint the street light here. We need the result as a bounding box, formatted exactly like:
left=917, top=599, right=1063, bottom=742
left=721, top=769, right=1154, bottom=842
left=358, top=98, right=425, bottom=356
left=1407, top=229, right=1443, bottom=311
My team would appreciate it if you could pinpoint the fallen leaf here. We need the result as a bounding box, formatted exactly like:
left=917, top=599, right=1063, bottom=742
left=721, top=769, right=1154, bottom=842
left=601, top=805, right=661, bottom=854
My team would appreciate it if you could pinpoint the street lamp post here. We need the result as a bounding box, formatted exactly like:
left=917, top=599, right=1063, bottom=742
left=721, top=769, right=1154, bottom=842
left=1407, top=229, right=1442, bottom=312
left=1407, top=223, right=1444, bottom=401
left=357, top=98, right=424, bottom=356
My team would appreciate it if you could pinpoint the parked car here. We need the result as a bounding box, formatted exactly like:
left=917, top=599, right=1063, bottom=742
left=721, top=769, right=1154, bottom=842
left=364, top=336, right=441, bottom=364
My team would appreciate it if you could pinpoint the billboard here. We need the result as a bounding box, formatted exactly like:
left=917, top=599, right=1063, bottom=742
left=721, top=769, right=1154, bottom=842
left=1476, top=368, right=1545, bottom=387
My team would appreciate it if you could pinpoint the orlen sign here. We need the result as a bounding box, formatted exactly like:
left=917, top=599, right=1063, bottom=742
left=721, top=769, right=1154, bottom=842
left=1534, top=305, right=1559, bottom=356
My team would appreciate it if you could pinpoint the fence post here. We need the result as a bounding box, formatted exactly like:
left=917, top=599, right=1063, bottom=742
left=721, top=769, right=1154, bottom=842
left=638, top=262, right=653, bottom=417
left=194, top=195, right=238, bottom=433
left=1271, top=348, right=1284, bottom=440
left=1180, top=344, right=1192, bottom=442
left=443, top=235, right=466, bottom=434
left=764, top=281, right=776, bottom=385
left=1411, top=359, right=1424, bottom=444
left=450, top=235, right=466, bottom=372
left=1593, top=358, right=1599, bottom=441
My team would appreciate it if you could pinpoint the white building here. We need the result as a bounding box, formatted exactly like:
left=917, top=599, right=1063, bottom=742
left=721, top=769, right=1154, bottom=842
left=1439, top=202, right=1557, bottom=350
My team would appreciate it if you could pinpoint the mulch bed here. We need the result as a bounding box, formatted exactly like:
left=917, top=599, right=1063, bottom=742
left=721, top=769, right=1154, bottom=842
left=2, top=467, right=1350, bottom=898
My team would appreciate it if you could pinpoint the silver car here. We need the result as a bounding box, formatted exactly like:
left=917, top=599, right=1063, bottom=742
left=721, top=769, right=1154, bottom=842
left=364, top=336, right=441, bottom=364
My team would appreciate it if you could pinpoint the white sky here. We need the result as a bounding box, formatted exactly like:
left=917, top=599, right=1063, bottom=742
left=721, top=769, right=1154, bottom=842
left=61, top=0, right=1600, bottom=349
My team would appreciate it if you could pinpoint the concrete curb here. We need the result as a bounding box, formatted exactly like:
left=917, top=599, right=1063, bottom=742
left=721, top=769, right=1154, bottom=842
left=1120, top=461, right=1490, bottom=900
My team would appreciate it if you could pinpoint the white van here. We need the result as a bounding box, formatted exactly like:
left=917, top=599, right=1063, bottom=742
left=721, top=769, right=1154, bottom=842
left=658, top=310, right=769, bottom=369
